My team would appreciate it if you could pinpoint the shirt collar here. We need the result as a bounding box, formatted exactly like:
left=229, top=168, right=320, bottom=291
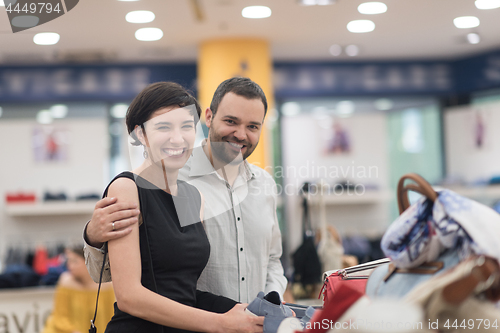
left=189, top=140, right=255, bottom=181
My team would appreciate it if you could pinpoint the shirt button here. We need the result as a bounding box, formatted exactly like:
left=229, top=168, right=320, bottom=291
left=237, top=217, right=241, bottom=221
left=240, top=248, right=243, bottom=251
left=242, top=277, right=245, bottom=281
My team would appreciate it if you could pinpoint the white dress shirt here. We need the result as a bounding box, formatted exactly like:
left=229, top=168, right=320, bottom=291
left=84, top=143, right=287, bottom=303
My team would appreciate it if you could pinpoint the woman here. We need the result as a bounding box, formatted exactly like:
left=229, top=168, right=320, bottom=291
left=43, top=245, right=115, bottom=333
left=103, top=82, right=263, bottom=333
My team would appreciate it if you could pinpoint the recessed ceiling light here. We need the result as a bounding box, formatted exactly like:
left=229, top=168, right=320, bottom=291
left=453, top=16, right=480, bottom=29
left=467, top=33, right=481, bottom=44
left=374, top=98, right=394, bottom=110
left=337, top=101, right=355, bottom=115
left=281, top=102, right=301, bottom=116
left=347, top=20, right=375, bottom=33
left=126, top=10, right=155, bottom=23
left=111, top=104, right=129, bottom=118
left=298, top=0, right=336, bottom=5
left=345, top=45, right=359, bottom=56
left=358, top=2, right=387, bottom=14
left=242, top=6, right=271, bottom=18
left=33, top=32, right=60, bottom=45
left=475, top=0, right=500, bottom=9
left=329, top=44, right=342, bottom=56
left=50, top=104, right=68, bottom=118
left=316, top=0, right=335, bottom=4
left=135, top=27, right=163, bottom=41
left=37, top=110, right=53, bottom=124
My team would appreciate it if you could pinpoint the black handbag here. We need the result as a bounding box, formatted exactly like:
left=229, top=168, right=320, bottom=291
left=292, top=183, right=322, bottom=287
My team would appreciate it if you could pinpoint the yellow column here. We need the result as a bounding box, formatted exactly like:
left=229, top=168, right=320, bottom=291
left=198, top=38, right=273, bottom=170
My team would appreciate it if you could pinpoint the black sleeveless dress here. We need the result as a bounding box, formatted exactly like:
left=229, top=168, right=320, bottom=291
left=103, top=172, right=235, bottom=333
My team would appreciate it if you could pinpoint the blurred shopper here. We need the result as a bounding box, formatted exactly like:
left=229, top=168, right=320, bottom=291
left=42, top=244, right=114, bottom=333
left=83, top=77, right=287, bottom=305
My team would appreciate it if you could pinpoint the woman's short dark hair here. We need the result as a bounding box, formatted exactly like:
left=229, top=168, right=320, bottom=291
left=209, top=77, right=267, bottom=118
left=126, top=82, right=201, bottom=146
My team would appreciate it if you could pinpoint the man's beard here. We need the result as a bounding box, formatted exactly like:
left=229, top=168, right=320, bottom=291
left=208, top=128, right=255, bottom=165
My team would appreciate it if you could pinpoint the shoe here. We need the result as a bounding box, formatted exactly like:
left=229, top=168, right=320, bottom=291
left=299, top=306, right=316, bottom=327
left=246, top=291, right=294, bottom=333
left=246, top=291, right=294, bottom=318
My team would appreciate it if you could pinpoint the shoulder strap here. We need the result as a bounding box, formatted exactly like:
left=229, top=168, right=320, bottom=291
left=89, top=245, right=107, bottom=333
left=89, top=171, right=138, bottom=333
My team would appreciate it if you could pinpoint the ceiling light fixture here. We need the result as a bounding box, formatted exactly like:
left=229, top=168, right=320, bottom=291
left=33, top=32, right=60, bottom=45
left=126, top=10, right=155, bottom=23
left=316, top=0, right=335, bottom=4
left=242, top=6, right=271, bottom=18
left=345, top=45, right=360, bottom=56
left=111, top=104, right=129, bottom=118
left=475, top=0, right=500, bottom=9
left=337, top=101, right=355, bottom=114
left=50, top=104, right=68, bottom=118
left=374, top=98, right=394, bottom=110
left=298, top=0, right=336, bottom=5
left=347, top=20, right=375, bottom=33
left=281, top=102, right=301, bottom=116
left=135, top=27, right=163, bottom=41
left=329, top=44, right=342, bottom=56
left=467, top=32, right=481, bottom=44
left=37, top=110, right=53, bottom=124
left=358, top=2, right=387, bottom=14
left=453, top=16, right=480, bottom=29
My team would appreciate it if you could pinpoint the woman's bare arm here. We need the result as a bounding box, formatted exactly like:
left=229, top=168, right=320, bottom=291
left=107, top=178, right=263, bottom=333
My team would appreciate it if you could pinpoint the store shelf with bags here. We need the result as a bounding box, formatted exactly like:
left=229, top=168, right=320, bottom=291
left=5, top=201, right=97, bottom=217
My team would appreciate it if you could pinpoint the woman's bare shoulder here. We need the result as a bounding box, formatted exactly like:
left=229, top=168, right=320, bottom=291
left=108, top=177, right=139, bottom=203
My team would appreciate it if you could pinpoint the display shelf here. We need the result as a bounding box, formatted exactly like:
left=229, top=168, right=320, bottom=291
left=307, top=190, right=392, bottom=205
left=5, top=201, right=97, bottom=216
left=440, top=185, right=500, bottom=201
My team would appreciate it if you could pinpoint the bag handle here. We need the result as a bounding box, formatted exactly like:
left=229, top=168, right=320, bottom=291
left=397, top=173, right=438, bottom=214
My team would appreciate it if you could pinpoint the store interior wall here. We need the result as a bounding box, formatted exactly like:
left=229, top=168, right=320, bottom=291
left=0, top=108, right=109, bottom=269
left=444, top=100, right=500, bottom=185
left=282, top=110, right=389, bottom=255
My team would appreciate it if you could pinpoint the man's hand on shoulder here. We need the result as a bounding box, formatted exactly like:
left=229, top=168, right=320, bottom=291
left=85, top=197, right=140, bottom=248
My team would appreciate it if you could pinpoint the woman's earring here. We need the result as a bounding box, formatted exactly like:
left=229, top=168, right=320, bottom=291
left=143, top=150, right=149, bottom=159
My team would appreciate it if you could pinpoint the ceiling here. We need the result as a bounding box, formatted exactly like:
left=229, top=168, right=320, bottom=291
left=1, top=0, right=500, bottom=64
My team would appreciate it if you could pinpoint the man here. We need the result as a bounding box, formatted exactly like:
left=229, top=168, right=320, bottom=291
left=84, top=77, right=287, bottom=303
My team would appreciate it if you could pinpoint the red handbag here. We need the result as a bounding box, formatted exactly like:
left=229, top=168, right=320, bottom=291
left=321, top=258, right=389, bottom=305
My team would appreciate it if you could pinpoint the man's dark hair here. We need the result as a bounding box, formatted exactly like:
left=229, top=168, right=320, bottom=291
left=209, top=77, right=268, bottom=118
left=126, top=81, right=201, bottom=146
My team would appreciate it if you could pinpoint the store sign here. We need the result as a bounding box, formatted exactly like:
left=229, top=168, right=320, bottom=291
left=0, top=288, right=53, bottom=333
left=0, top=49, right=499, bottom=102
left=0, top=64, right=197, bottom=102
left=274, top=62, right=453, bottom=97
